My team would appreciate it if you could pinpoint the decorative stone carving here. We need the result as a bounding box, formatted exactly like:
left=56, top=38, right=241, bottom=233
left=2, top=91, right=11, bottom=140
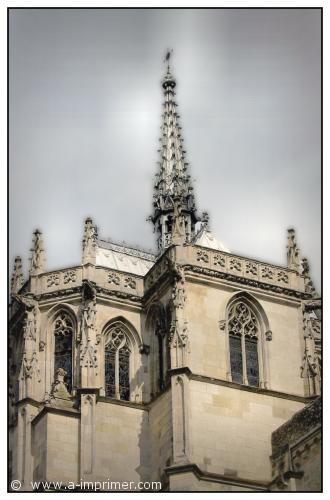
left=11, top=256, right=24, bottom=295
left=201, top=211, right=210, bottom=230
left=80, top=343, right=98, bottom=370
left=229, top=258, right=242, bottom=272
left=63, top=270, right=77, bottom=284
left=219, top=319, right=226, bottom=331
left=265, top=330, right=273, bottom=341
left=214, top=254, right=225, bottom=268
left=287, top=228, right=300, bottom=271
left=172, top=265, right=186, bottom=309
left=82, top=217, right=98, bottom=265
left=20, top=351, right=40, bottom=381
left=245, top=262, right=258, bottom=276
left=277, top=271, right=289, bottom=284
left=301, top=258, right=316, bottom=296
left=29, top=229, right=45, bottom=275
left=108, top=271, right=121, bottom=286
left=47, top=273, right=60, bottom=287
left=172, top=200, right=186, bottom=245
left=9, top=383, right=18, bottom=426
left=196, top=250, right=209, bottom=263
left=139, top=344, right=150, bottom=355
left=124, top=276, right=137, bottom=289
left=50, top=368, right=71, bottom=399
left=261, top=266, right=274, bottom=280
left=39, top=340, right=46, bottom=352
left=169, top=320, right=188, bottom=348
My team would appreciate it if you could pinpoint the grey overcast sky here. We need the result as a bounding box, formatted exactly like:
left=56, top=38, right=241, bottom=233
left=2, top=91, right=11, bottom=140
left=9, top=8, right=321, bottom=290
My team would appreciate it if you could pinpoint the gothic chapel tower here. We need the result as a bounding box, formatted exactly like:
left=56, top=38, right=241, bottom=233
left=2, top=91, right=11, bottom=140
left=9, top=55, right=321, bottom=492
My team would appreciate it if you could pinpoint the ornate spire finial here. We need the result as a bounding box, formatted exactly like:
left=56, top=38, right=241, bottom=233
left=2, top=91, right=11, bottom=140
left=286, top=228, right=300, bottom=271
left=11, top=256, right=24, bottom=294
left=82, top=217, right=98, bottom=265
left=164, top=48, right=173, bottom=72
left=30, top=229, right=45, bottom=276
left=302, top=257, right=317, bottom=296
left=150, top=54, right=198, bottom=250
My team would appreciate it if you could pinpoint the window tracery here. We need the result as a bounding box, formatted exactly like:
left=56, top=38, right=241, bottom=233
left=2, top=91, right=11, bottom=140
left=105, top=326, right=130, bottom=401
left=228, top=301, right=260, bottom=387
left=53, top=312, right=74, bottom=393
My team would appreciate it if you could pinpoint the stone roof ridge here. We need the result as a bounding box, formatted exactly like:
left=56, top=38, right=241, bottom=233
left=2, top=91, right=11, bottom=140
left=97, top=238, right=156, bottom=262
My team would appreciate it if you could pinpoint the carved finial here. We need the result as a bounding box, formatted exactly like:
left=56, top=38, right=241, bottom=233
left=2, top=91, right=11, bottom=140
left=302, top=257, right=317, bottom=296
left=286, top=228, right=300, bottom=271
left=82, top=217, right=98, bottom=265
left=164, top=48, right=173, bottom=72
left=30, top=229, right=45, bottom=275
left=201, top=211, right=210, bottom=231
left=11, top=256, right=24, bottom=294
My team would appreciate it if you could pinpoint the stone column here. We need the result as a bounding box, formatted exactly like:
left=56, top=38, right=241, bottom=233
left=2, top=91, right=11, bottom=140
left=80, top=393, right=96, bottom=479
left=171, top=373, right=190, bottom=465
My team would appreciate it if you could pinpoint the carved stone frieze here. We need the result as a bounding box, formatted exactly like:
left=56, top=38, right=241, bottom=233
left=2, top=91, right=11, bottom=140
left=63, top=270, right=77, bottom=284
left=245, top=262, right=258, bottom=276
left=213, top=254, right=225, bottom=268
left=47, top=273, right=60, bottom=287
left=108, top=271, right=121, bottom=285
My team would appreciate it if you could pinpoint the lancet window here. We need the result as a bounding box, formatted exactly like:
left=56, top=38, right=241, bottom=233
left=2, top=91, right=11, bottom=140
left=105, top=326, right=130, bottom=401
left=53, top=312, right=74, bottom=392
left=228, top=301, right=260, bottom=387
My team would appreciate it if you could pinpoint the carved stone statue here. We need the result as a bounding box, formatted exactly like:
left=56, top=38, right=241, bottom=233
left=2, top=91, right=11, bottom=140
left=286, top=228, right=300, bottom=271
left=172, top=266, right=186, bottom=309
left=50, top=368, right=71, bottom=400
left=82, top=217, right=98, bottom=264
left=30, top=229, right=45, bottom=275
left=11, top=256, right=24, bottom=295
left=172, top=200, right=186, bottom=245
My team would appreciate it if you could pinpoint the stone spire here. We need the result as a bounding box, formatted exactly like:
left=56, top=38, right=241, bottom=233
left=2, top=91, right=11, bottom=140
left=151, top=51, right=198, bottom=250
left=11, top=256, right=24, bottom=294
left=29, top=229, right=45, bottom=275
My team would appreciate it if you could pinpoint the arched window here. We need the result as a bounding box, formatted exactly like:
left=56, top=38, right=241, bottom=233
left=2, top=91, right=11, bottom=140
left=228, top=301, right=260, bottom=387
left=53, top=312, right=74, bottom=392
left=105, top=325, right=131, bottom=401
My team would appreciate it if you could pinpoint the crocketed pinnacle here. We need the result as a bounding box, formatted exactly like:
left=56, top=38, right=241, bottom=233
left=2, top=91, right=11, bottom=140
left=151, top=58, right=198, bottom=250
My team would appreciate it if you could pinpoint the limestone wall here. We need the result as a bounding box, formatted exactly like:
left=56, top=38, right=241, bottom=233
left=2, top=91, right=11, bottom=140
left=45, top=412, right=79, bottom=483
left=149, top=390, right=173, bottom=483
left=32, top=413, right=47, bottom=482
left=188, top=379, right=304, bottom=483
left=185, top=280, right=305, bottom=396
left=93, top=401, right=148, bottom=484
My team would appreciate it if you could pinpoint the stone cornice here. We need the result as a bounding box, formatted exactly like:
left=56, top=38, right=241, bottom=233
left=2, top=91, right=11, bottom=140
left=169, top=367, right=309, bottom=403
left=183, top=264, right=311, bottom=300
left=164, top=462, right=269, bottom=491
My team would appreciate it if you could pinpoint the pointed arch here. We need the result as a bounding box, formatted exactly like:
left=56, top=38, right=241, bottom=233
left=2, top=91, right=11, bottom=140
left=45, top=303, right=77, bottom=395
left=145, top=302, right=168, bottom=398
left=100, top=316, right=141, bottom=402
left=224, top=291, right=271, bottom=389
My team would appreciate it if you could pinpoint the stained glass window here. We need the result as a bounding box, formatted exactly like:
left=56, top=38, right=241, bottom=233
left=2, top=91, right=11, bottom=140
left=245, top=337, right=259, bottom=387
left=54, top=313, right=73, bottom=392
left=228, top=301, right=260, bottom=387
left=104, top=326, right=130, bottom=401
left=229, top=335, right=243, bottom=384
left=105, top=348, right=116, bottom=398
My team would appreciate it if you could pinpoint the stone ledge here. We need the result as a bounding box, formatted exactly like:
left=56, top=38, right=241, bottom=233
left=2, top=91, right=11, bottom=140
left=165, top=462, right=269, bottom=491
left=168, top=367, right=309, bottom=403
